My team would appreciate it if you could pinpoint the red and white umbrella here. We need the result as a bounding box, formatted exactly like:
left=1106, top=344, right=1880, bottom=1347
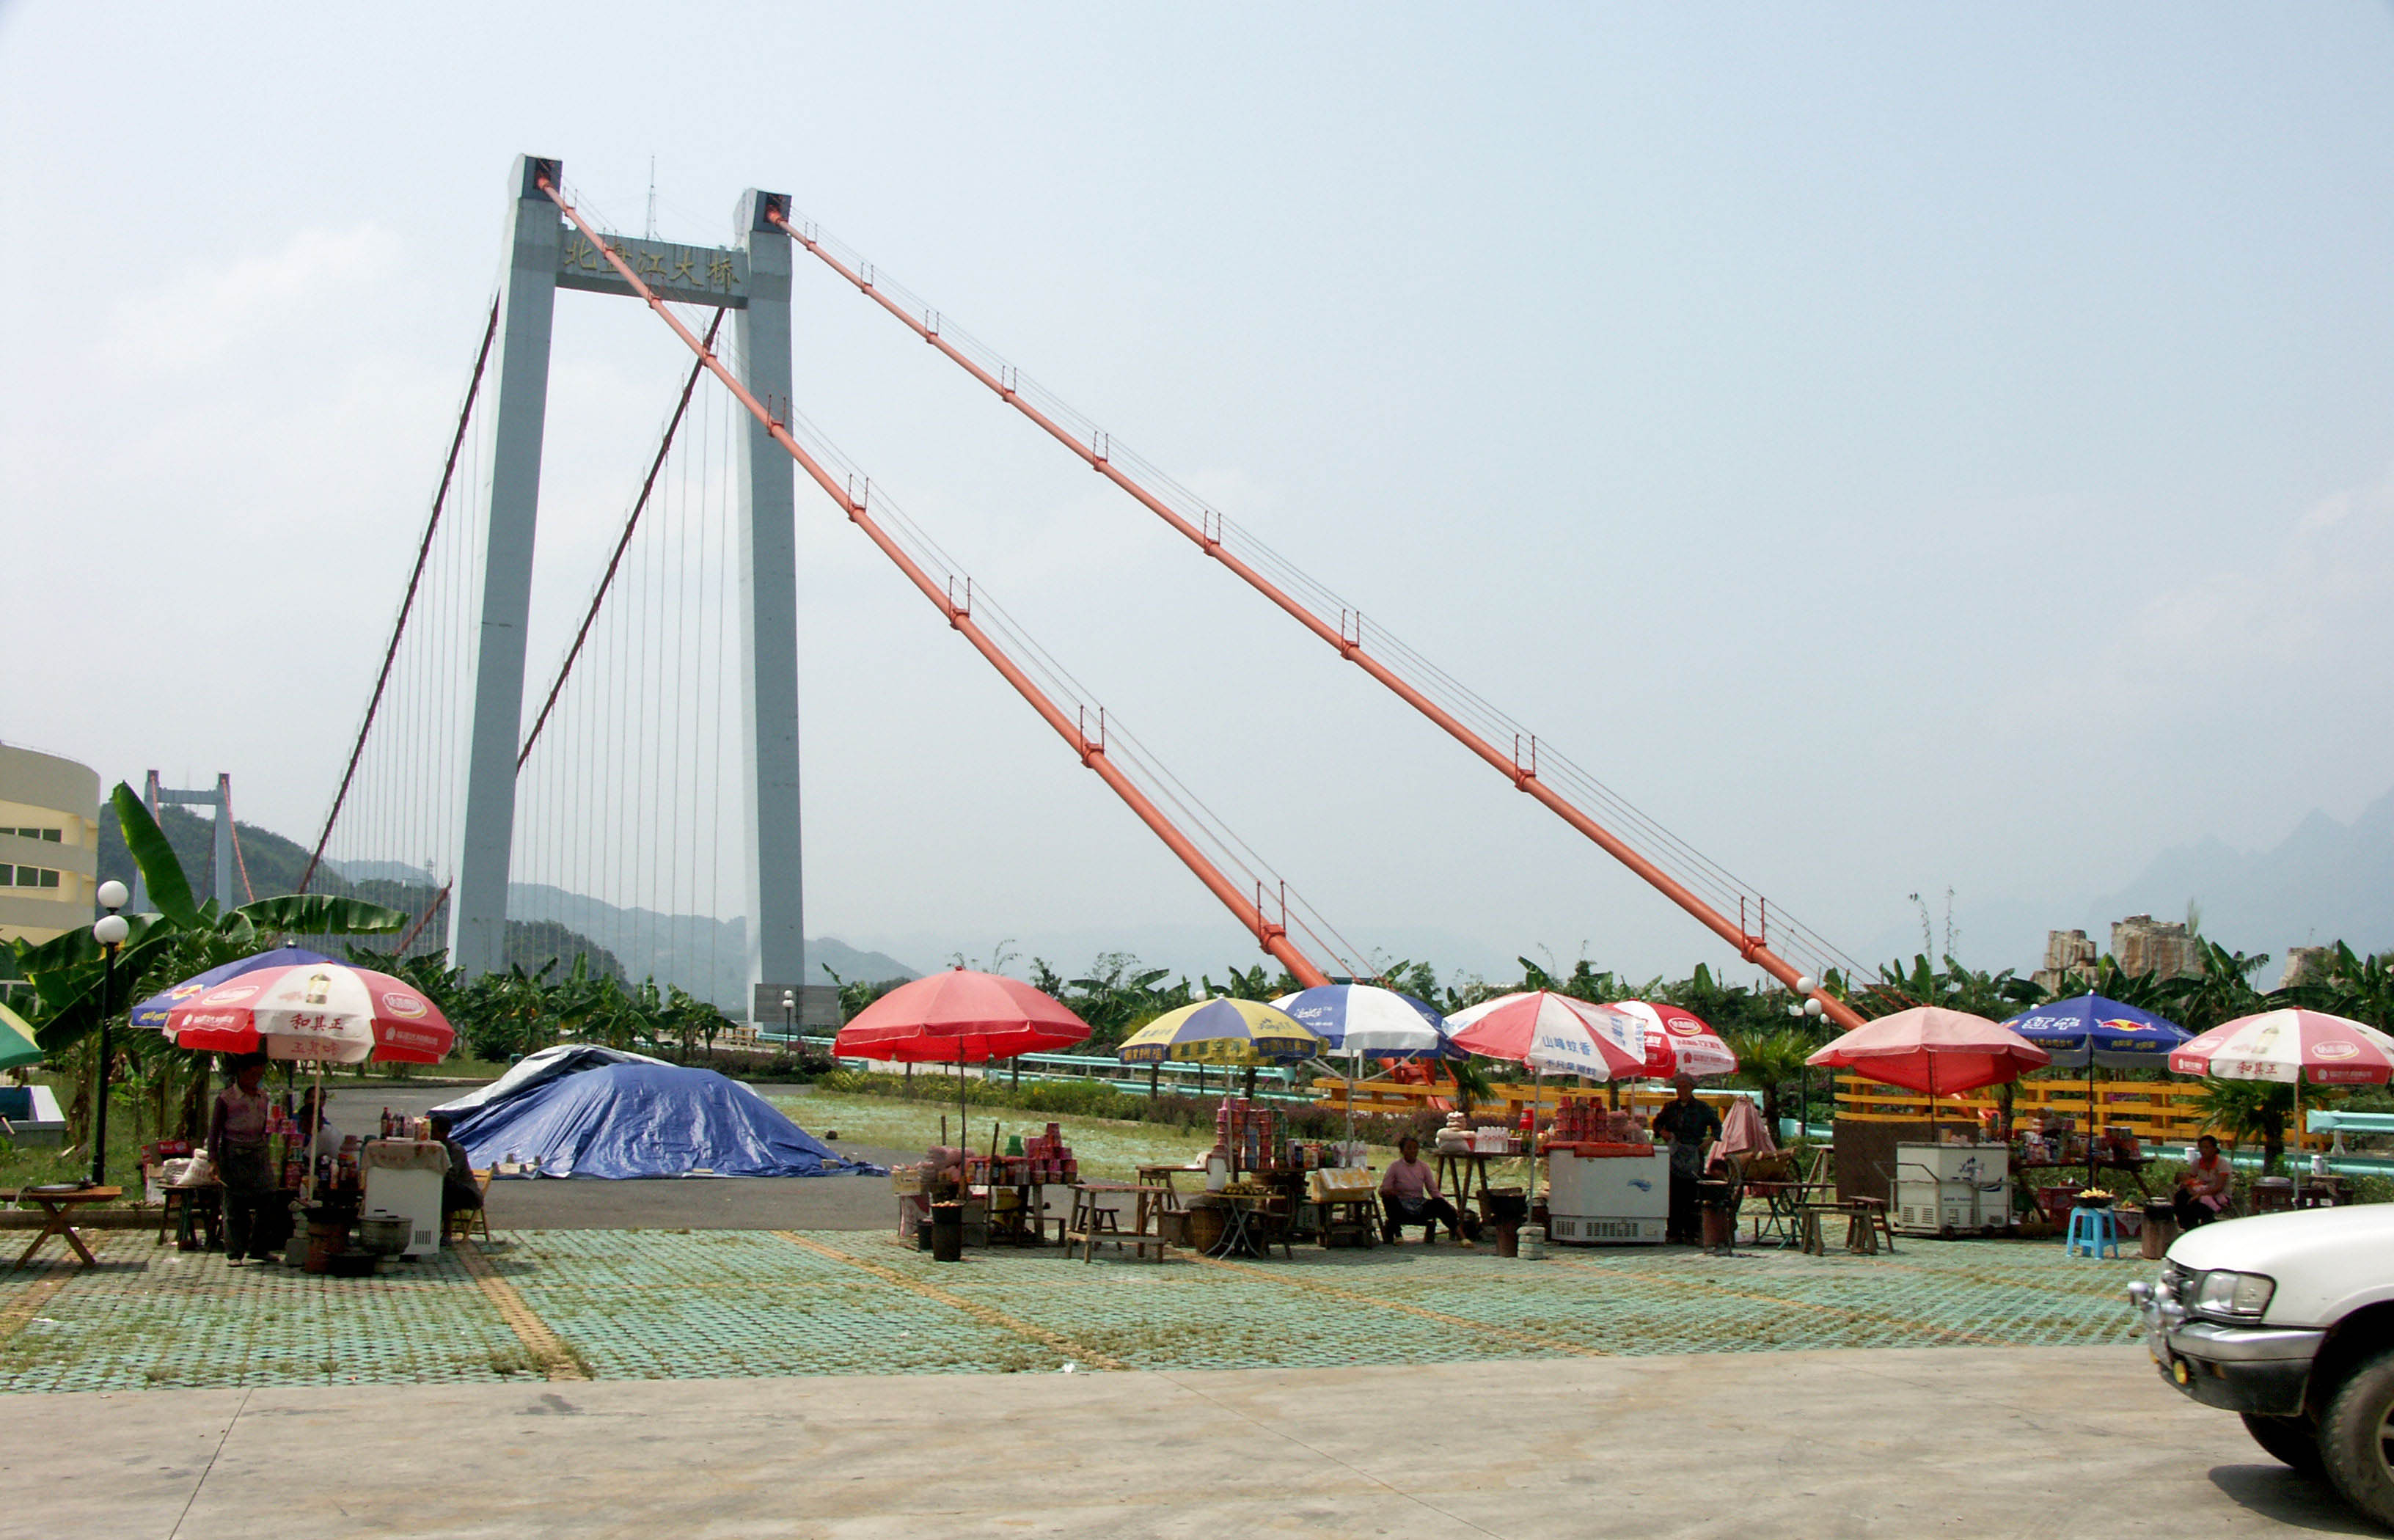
left=835, top=968, right=1092, bottom=1064
left=2170, top=1008, right=2394, bottom=1086
left=164, top=962, right=455, bottom=1064
left=1447, top=991, right=1646, bottom=1080
left=1804, top=1006, right=2048, bottom=1099
left=1609, top=1000, right=1738, bottom=1079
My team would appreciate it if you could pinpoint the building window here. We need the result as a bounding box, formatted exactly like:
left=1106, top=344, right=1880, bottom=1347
left=3, top=866, right=61, bottom=889
left=1, top=827, right=62, bottom=842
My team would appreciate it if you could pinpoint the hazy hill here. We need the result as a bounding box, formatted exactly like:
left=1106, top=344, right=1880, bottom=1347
left=2090, top=787, right=2394, bottom=959
left=94, top=808, right=916, bottom=1010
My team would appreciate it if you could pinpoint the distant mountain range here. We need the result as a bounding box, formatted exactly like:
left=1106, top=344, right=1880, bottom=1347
left=101, top=815, right=918, bottom=1011
left=2090, top=786, right=2394, bottom=960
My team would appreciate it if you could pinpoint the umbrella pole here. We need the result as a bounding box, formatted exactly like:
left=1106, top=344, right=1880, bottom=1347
left=2292, top=1079, right=2303, bottom=1203
left=2087, top=1062, right=2099, bottom=1191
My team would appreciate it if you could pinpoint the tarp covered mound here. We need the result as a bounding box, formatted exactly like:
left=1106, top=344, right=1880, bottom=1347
left=451, top=1063, right=882, bottom=1179
left=432, top=1043, right=667, bottom=1118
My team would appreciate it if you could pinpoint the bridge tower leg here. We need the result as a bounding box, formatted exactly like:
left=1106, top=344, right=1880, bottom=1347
left=452, top=155, right=562, bottom=979
left=731, top=189, right=805, bottom=1018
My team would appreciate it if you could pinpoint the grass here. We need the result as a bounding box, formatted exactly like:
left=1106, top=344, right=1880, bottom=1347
left=769, top=1086, right=1416, bottom=1181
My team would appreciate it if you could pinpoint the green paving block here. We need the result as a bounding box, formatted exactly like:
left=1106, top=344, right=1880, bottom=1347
left=0, top=1226, right=2156, bottom=1393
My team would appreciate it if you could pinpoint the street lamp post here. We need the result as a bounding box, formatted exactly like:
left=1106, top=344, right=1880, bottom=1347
left=89, top=880, right=131, bottom=1189
left=1787, top=974, right=1824, bottom=1139
left=781, top=989, right=795, bottom=1042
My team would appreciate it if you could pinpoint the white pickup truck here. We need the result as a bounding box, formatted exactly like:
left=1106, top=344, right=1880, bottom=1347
left=2131, top=1203, right=2394, bottom=1528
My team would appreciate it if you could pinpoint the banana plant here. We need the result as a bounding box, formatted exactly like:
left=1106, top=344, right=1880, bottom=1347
left=7, top=782, right=409, bottom=1053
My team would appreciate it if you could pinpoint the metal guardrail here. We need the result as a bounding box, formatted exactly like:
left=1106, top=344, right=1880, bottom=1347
left=768, top=1034, right=1315, bottom=1104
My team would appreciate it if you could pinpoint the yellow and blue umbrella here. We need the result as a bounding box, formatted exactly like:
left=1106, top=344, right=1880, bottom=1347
left=0, top=997, right=44, bottom=1071
left=1119, top=998, right=1322, bottom=1066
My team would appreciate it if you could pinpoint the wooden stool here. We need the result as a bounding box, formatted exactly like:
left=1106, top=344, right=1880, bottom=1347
left=1843, top=1204, right=1881, bottom=1255
left=1851, top=1197, right=1897, bottom=1253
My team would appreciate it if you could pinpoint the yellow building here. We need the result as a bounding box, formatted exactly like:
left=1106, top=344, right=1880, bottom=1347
left=0, top=745, right=100, bottom=946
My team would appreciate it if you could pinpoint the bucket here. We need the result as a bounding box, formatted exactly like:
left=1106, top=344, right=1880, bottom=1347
left=356, top=1211, right=410, bottom=1257
left=304, top=1218, right=347, bottom=1275
left=2140, top=1207, right=2178, bottom=1261
left=929, top=1203, right=964, bottom=1263
left=1491, top=1222, right=1519, bottom=1258
left=1700, top=1207, right=1733, bottom=1251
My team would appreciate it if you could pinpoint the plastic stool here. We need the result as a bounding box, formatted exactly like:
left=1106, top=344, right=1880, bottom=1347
left=2065, top=1206, right=2119, bottom=1258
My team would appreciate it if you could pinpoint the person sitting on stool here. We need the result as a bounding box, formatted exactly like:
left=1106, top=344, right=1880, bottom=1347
left=2172, top=1134, right=2233, bottom=1230
left=1379, top=1135, right=1464, bottom=1244
left=428, top=1114, right=483, bottom=1239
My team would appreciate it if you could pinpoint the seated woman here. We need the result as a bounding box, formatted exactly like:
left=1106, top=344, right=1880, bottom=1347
left=2173, top=1134, right=2233, bottom=1228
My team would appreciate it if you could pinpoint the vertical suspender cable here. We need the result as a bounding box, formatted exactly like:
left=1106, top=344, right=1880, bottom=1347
left=301, top=296, right=499, bottom=894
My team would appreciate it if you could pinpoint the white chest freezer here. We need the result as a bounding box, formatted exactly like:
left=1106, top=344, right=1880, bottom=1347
left=1543, top=1147, right=1670, bottom=1245
left=1892, top=1143, right=2011, bottom=1236
left=362, top=1139, right=448, bottom=1258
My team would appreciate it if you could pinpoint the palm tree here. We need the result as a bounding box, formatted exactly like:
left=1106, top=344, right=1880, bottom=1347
left=1721, top=1027, right=1816, bottom=1134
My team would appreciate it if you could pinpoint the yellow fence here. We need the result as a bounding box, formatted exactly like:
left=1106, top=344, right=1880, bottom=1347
left=1310, top=1079, right=1743, bottom=1124
left=1833, top=1074, right=2321, bottom=1151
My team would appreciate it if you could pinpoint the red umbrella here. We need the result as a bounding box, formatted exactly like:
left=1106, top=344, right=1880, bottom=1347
left=836, top=968, right=1092, bottom=1063
left=835, top=969, right=1092, bottom=1145
left=1805, top=1006, right=2049, bottom=1099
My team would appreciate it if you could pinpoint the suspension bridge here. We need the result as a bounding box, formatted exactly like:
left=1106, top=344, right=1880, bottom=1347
left=298, top=154, right=1872, bottom=1030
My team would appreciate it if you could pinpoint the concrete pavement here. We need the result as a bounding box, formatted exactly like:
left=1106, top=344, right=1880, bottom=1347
left=8, top=1346, right=2368, bottom=1540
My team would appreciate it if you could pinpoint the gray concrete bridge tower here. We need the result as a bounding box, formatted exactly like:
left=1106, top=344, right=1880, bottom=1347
left=450, top=155, right=810, bottom=1022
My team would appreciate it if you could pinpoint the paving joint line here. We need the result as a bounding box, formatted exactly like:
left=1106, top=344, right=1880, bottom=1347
left=0, top=1266, right=78, bottom=1347
left=773, top=1232, right=1129, bottom=1371
left=166, top=1385, right=251, bottom=1540
left=455, top=1239, right=589, bottom=1381
left=1188, top=1253, right=1611, bottom=1357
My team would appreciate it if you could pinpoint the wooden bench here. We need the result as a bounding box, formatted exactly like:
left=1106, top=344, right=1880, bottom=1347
left=1064, top=1184, right=1173, bottom=1263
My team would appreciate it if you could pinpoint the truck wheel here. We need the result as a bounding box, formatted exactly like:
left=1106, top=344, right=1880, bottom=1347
left=2241, top=1412, right=2325, bottom=1475
left=2321, top=1348, right=2394, bottom=1528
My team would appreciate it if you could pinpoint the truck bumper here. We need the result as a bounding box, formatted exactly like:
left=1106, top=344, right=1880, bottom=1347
left=2148, top=1320, right=2324, bottom=1417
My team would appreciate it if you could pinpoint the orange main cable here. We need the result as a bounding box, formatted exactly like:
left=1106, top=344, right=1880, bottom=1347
left=538, top=180, right=1329, bottom=989
left=775, top=211, right=1862, bottom=1030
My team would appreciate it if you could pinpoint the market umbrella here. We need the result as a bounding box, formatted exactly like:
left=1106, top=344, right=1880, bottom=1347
left=1609, top=1000, right=1739, bottom=1080
left=0, top=997, right=43, bottom=1071
left=1446, top=992, right=1647, bottom=1203
left=2169, top=1008, right=2394, bottom=1199
left=1270, top=983, right=1452, bottom=1148
left=1998, top=994, right=2190, bottom=1185
left=164, top=961, right=456, bottom=1205
left=1804, top=1007, right=2049, bottom=1102
left=164, top=961, right=455, bottom=1064
left=835, top=967, right=1092, bottom=1146
left=1119, top=997, right=1320, bottom=1066
left=1709, top=1096, right=1777, bottom=1174
left=131, top=946, right=337, bottom=1032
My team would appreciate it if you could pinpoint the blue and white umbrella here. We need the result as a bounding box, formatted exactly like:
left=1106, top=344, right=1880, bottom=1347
left=131, top=946, right=337, bottom=1033
left=1269, top=984, right=1453, bottom=1059
left=1271, top=983, right=1454, bottom=1145
left=1998, top=995, right=2188, bottom=1071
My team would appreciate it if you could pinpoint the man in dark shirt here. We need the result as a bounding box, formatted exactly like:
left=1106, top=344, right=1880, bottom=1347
left=1651, top=1074, right=1721, bottom=1244
left=427, top=1113, right=483, bottom=1239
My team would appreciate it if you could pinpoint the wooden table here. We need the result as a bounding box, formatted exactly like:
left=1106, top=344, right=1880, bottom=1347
left=1435, top=1150, right=1523, bottom=1215
left=7, top=1186, right=122, bottom=1269
left=1134, top=1165, right=1204, bottom=1223
left=1064, top=1182, right=1174, bottom=1262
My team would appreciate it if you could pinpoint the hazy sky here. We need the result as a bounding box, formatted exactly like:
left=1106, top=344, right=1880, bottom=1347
left=6, top=4, right=2392, bottom=984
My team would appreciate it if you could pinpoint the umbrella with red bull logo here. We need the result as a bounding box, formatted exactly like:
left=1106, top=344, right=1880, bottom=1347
left=164, top=962, right=455, bottom=1064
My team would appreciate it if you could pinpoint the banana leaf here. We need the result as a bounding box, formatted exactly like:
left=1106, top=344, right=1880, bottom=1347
left=110, top=782, right=201, bottom=929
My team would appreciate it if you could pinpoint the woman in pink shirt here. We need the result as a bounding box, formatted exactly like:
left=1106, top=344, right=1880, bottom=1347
left=2172, top=1134, right=2234, bottom=1230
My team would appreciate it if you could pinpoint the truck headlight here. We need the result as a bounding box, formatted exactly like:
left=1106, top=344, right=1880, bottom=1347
left=2190, top=1269, right=2275, bottom=1319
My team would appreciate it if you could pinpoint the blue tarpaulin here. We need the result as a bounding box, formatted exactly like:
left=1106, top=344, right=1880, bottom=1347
left=450, top=1062, right=882, bottom=1179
